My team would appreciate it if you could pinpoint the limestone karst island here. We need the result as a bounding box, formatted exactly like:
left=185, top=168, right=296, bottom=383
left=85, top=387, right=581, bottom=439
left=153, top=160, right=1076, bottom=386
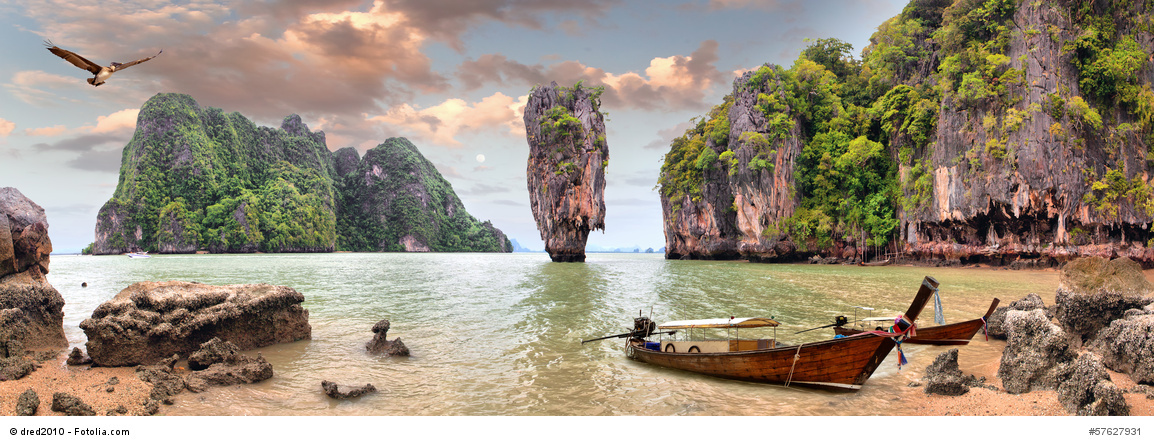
left=3, top=0, right=1154, bottom=434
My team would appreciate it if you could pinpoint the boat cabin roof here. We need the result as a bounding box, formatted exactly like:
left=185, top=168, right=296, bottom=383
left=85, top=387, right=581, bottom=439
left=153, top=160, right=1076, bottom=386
left=861, top=316, right=898, bottom=322
left=658, top=317, right=780, bottom=329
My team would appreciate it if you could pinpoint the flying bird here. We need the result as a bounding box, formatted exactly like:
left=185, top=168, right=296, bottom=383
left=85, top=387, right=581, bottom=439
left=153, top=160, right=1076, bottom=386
left=44, top=40, right=162, bottom=87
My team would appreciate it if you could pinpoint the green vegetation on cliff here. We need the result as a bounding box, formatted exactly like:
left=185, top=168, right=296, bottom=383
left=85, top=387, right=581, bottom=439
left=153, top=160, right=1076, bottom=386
left=335, top=138, right=511, bottom=253
left=96, top=93, right=509, bottom=254
left=659, top=0, right=1154, bottom=254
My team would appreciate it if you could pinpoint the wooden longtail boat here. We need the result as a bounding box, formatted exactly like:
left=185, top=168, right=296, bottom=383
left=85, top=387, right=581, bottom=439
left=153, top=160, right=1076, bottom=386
left=833, top=298, right=999, bottom=345
left=623, top=276, right=938, bottom=391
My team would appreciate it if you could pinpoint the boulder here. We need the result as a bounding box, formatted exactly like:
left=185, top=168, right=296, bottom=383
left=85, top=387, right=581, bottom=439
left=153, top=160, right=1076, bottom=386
left=1055, top=257, right=1154, bottom=345
left=365, top=319, right=410, bottom=356
left=0, top=338, right=36, bottom=381
left=66, top=347, right=92, bottom=366
left=184, top=338, right=273, bottom=392
left=135, top=355, right=184, bottom=403
left=187, top=336, right=239, bottom=371
left=985, top=293, right=1046, bottom=339
left=0, top=187, right=52, bottom=279
left=922, top=348, right=970, bottom=396
left=16, top=388, right=38, bottom=415
left=321, top=380, right=377, bottom=399
left=50, top=392, right=95, bottom=416
left=997, top=309, right=1075, bottom=394
left=80, top=281, right=311, bottom=366
left=1088, top=305, right=1154, bottom=384
left=1056, top=353, right=1130, bottom=416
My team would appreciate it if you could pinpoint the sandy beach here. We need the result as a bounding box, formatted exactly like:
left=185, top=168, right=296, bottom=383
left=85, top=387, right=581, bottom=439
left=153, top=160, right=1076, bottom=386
left=0, top=352, right=160, bottom=416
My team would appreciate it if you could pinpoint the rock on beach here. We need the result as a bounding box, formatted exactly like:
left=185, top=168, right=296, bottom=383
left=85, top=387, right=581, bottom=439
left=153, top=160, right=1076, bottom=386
left=0, top=187, right=66, bottom=351
left=80, top=281, right=311, bottom=366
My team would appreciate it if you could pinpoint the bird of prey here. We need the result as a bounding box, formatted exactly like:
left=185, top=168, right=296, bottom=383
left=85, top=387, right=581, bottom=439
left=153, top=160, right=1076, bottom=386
left=44, top=40, right=162, bottom=87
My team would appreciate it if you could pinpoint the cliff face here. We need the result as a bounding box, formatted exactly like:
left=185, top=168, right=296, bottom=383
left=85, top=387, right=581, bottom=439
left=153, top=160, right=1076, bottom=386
left=906, top=0, right=1154, bottom=265
left=95, top=93, right=336, bottom=254
left=95, top=93, right=510, bottom=254
left=659, top=0, right=1154, bottom=266
left=523, top=82, right=609, bottom=262
left=1, top=188, right=67, bottom=350
left=335, top=138, right=511, bottom=252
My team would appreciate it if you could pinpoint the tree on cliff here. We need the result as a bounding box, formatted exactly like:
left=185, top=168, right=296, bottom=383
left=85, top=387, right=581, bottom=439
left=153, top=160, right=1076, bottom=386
left=659, top=0, right=1154, bottom=264
left=94, top=93, right=510, bottom=254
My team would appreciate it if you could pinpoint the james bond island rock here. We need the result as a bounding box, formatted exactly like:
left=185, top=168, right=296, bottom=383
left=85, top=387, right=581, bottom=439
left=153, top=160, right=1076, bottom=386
left=658, top=0, right=1154, bottom=265
left=524, top=81, right=609, bottom=262
left=94, top=93, right=510, bottom=255
left=1055, top=257, right=1154, bottom=345
left=0, top=188, right=66, bottom=350
left=79, top=281, right=311, bottom=366
left=334, top=138, right=511, bottom=253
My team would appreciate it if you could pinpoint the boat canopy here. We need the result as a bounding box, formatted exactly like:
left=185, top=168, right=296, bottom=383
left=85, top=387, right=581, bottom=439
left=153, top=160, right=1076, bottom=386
left=658, top=317, right=780, bottom=329
left=861, top=316, right=898, bottom=322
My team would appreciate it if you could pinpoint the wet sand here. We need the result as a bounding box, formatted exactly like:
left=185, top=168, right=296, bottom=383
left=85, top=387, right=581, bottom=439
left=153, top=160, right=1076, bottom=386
left=0, top=352, right=161, bottom=416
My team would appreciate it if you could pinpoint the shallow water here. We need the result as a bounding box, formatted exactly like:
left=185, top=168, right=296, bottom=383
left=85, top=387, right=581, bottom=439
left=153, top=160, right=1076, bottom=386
left=46, top=253, right=1058, bottom=415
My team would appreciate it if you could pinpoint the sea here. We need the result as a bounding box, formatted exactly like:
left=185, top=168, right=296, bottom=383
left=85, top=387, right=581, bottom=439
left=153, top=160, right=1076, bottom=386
left=44, top=252, right=1060, bottom=417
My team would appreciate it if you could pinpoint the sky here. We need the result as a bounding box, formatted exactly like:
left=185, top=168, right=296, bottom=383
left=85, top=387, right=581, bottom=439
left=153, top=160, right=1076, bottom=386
left=0, top=0, right=909, bottom=253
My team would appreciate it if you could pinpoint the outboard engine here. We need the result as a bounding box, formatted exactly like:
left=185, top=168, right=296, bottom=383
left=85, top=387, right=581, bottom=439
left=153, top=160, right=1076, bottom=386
left=632, top=317, right=656, bottom=339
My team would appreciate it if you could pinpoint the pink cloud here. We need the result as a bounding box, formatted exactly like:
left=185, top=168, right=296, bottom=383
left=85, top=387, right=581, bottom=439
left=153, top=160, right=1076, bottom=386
left=370, top=92, right=525, bottom=146
left=0, top=119, right=14, bottom=137
left=455, top=40, right=725, bottom=111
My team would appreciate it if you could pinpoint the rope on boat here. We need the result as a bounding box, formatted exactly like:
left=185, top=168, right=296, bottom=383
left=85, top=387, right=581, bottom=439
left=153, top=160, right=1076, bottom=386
left=785, top=344, right=803, bottom=387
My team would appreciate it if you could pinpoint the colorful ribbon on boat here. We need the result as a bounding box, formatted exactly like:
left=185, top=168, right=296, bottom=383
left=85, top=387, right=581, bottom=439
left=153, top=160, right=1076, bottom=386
left=896, top=339, right=907, bottom=370
left=846, top=314, right=916, bottom=371
left=980, top=316, right=989, bottom=341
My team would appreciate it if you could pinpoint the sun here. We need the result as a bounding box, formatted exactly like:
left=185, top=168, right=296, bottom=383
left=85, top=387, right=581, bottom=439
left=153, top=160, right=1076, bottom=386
left=476, top=154, right=486, bottom=163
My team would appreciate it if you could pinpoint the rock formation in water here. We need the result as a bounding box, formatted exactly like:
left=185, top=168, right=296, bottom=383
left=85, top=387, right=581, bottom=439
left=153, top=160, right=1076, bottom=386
left=93, top=93, right=510, bottom=254
left=80, top=281, right=311, bottom=366
left=0, top=187, right=67, bottom=351
left=658, top=0, right=1154, bottom=266
left=364, top=319, right=410, bottom=356
left=335, top=138, right=511, bottom=252
left=523, top=81, right=609, bottom=262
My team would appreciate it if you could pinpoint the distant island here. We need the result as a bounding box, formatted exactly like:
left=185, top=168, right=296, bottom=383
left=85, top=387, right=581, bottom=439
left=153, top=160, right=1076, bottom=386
left=92, top=93, right=510, bottom=254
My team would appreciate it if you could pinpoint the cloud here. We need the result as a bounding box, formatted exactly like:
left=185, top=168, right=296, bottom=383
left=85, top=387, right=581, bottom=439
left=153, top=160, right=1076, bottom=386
left=704, top=0, right=804, bottom=12
left=461, top=183, right=511, bottom=196
left=44, top=203, right=95, bottom=217
left=382, top=0, right=617, bottom=50
left=456, top=40, right=725, bottom=111
left=33, top=133, right=126, bottom=153
left=25, top=125, right=68, bottom=137
left=4, top=70, right=86, bottom=106
left=643, top=122, right=693, bottom=150
left=370, top=92, right=525, bottom=146
left=492, top=199, right=524, bottom=207
left=0, top=119, right=13, bottom=137
left=65, top=148, right=123, bottom=173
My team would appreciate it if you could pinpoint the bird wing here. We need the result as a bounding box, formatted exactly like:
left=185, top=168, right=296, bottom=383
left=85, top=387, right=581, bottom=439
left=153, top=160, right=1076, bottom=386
left=44, top=42, right=103, bottom=75
left=110, top=50, right=162, bottom=71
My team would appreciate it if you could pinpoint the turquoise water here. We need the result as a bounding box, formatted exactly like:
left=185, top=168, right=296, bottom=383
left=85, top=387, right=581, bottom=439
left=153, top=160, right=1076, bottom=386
left=45, top=253, right=1058, bottom=415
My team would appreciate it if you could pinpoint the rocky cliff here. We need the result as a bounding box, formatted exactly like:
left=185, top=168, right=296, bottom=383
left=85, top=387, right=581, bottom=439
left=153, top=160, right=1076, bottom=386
left=524, top=82, right=609, bottom=262
left=335, top=138, right=511, bottom=252
left=659, top=0, right=1154, bottom=266
left=94, top=93, right=509, bottom=254
left=0, top=187, right=67, bottom=350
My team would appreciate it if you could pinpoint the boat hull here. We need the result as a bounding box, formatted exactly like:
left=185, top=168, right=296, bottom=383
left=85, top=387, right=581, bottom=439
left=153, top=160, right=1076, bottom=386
left=626, top=334, right=896, bottom=390
left=833, top=298, right=1000, bottom=345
